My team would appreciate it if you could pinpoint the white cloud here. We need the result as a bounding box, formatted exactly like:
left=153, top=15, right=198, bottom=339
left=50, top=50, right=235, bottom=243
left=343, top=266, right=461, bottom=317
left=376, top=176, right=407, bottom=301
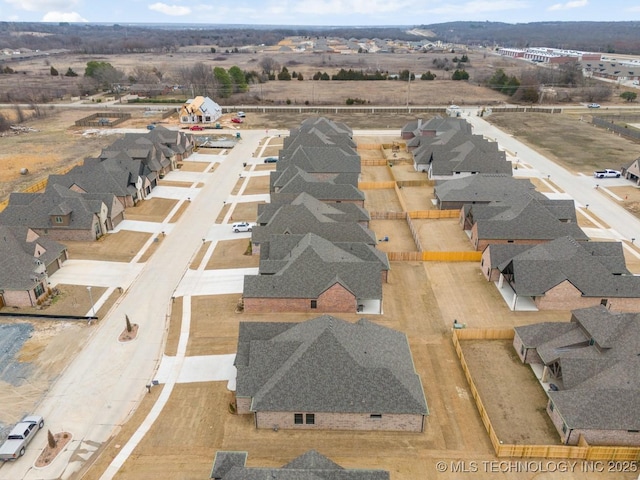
left=5, top=0, right=81, bottom=12
left=42, top=10, right=87, bottom=21
left=548, top=0, right=588, bottom=11
left=148, top=3, right=191, bottom=16
left=428, top=0, right=530, bottom=15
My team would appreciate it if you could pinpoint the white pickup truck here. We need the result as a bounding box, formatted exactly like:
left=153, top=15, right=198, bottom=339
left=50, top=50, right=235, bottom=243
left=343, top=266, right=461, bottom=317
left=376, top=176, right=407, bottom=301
left=593, top=169, right=621, bottom=178
left=0, top=415, right=44, bottom=461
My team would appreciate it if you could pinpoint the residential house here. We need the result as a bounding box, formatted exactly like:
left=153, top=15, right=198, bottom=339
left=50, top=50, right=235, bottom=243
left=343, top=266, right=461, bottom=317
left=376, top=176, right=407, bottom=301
left=179, top=96, right=222, bottom=124
left=234, top=316, right=428, bottom=431
left=513, top=306, right=640, bottom=446
left=434, top=174, right=543, bottom=210
left=48, top=156, right=142, bottom=208
left=463, top=195, right=588, bottom=251
left=257, top=192, right=370, bottom=227
left=0, top=183, right=120, bottom=241
left=274, top=144, right=361, bottom=185
left=0, top=225, right=67, bottom=307
left=243, top=233, right=388, bottom=314
left=146, top=125, right=194, bottom=162
left=270, top=166, right=365, bottom=206
left=484, top=236, right=640, bottom=311
left=621, top=157, right=640, bottom=185
left=211, top=450, right=389, bottom=480
left=401, top=116, right=471, bottom=143
left=251, top=194, right=376, bottom=255
left=412, top=129, right=511, bottom=179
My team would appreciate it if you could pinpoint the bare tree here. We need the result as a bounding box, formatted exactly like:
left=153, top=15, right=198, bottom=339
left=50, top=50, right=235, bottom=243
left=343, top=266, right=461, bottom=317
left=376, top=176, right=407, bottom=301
left=125, top=315, right=132, bottom=333
left=259, top=57, right=280, bottom=76
left=47, top=430, right=57, bottom=449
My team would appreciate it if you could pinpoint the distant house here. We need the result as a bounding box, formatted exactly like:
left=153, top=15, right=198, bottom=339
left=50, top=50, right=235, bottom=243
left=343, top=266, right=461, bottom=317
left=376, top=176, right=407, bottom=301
left=483, top=236, right=640, bottom=311
left=0, top=226, right=67, bottom=307
left=211, top=450, right=389, bottom=480
left=434, top=174, right=543, bottom=210
left=243, top=233, right=388, bottom=314
left=463, top=196, right=587, bottom=251
left=621, top=157, right=640, bottom=185
left=274, top=144, right=361, bottom=185
left=513, top=306, right=640, bottom=446
left=401, top=116, right=471, bottom=143
left=179, top=96, right=222, bottom=124
left=234, top=316, right=428, bottom=432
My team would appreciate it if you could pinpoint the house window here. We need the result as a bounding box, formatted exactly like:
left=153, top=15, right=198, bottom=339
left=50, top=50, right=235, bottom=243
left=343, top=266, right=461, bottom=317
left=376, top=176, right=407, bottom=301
left=54, top=216, right=63, bottom=223
left=520, top=345, right=524, bottom=356
left=549, top=401, right=554, bottom=412
left=305, top=414, right=315, bottom=425
left=34, top=283, right=45, bottom=297
left=562, top=423, right=567, bottom=434
left=294, top=413, right=303, bottom=425
left=310, top=300, right=317, bottom=309
left=370, top=414, right=382, bottom=419
left=507, top=240, right=514, bottom=243
left=600, top=299, right=608, bottom=306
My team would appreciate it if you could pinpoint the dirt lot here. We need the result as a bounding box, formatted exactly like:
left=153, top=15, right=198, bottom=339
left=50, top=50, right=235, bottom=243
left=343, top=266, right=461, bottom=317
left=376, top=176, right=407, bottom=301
left=364, top=188, right=404, bottom=212
left=414, top=218, right=474, bottom=251
left=124, top=198, right=177, bottom=223
left=462, top=340, right=559, bottom=445
left=65, top=231, right=151, bottom=262
left=486, top=113, right=640, bottom=175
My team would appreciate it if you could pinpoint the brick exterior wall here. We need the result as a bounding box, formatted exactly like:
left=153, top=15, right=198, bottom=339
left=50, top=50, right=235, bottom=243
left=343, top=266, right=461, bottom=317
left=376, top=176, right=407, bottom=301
left=254, top=411, right=424, bottom=432
left=534, top=281, right=640, bottom=312
left=547, top=401, right=640, bottom=446
left=244, top=283, right=357, bottom=313
left=236, top=397, right=252, bottom=415
left=512, top=333, right=542, bottom=364
left=2, top=284, right=45, bottom=308
left=480, top=249, right=496, bottom=281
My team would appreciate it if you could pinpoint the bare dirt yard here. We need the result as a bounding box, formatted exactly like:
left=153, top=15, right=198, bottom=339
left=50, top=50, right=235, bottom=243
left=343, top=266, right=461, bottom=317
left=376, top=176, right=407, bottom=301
left=124, top=198, right=177, bottom=223
left=485, top=112, right=640, bottom=176
left=65, top=231, right=151, bottom=262
left=363, top=188, right=403, bottom=212
left=414, top=218, right=474, bottom=251
left=461, top=340, right=560, bottom=445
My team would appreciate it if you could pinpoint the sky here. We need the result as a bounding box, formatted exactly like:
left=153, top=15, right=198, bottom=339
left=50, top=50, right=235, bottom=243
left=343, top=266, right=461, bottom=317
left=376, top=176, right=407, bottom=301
left=1, top=0, right=639, bottom=26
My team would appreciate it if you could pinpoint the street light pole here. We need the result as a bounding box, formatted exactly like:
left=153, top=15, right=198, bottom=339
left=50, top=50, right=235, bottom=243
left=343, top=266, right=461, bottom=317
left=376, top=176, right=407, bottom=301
left=87, top=286, right=95, bottom=317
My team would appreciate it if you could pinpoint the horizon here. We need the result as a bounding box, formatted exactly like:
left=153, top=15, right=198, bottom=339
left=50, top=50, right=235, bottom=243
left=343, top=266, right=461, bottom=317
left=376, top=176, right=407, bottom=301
left=1, top=0, right=639, bottom=27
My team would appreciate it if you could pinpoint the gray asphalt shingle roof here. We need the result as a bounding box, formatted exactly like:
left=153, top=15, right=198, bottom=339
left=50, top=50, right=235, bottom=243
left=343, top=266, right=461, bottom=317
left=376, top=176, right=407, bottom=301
left=211, top=450, right=389, bottom=480
left=244, top=233, right=385, bottom=299
left=434, top=174, right=544, bottom=205
left=257, top=193, right=369, bottom=225
left=235, top=316, right=428, bottom=416
left=516, top=306, right=640, bottom=431
left=471, top=197, right=588, bottom=241
left=270, top=167, right=364, bottom=203
left=0, top=225, right=66, bottom=290
left=499, top=236, right=639, bottom=297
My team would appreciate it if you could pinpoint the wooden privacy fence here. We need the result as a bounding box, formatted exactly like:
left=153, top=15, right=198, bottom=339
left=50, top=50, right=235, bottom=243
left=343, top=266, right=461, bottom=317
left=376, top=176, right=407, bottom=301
left=453, top=329, right=640, bottom=460
left=409, top=210, right=459, bottom=219
left=369, top=211, right=407, bottom=220
left=358, top=181, right=396, bottom=189
left=360, top=159, right=388, bottom=166
left=388, top=251, right=482, bottom=262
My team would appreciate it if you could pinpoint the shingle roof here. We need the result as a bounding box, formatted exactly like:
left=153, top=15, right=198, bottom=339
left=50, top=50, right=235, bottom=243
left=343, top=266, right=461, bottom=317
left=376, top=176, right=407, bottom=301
left=471, top=197, right=588, bottom=241
left=235, top=316, right=428, bottom=416
left=434, top=174, right=543, bottom=204
left=252, top=201, right=376, bottom=245
left=257, top=193, right=369, bottom=225
left=517, top=306, right=640, bottom=431
left=498, top=236, right=639, bottom=297
left=277, top=144, right=361, bottom=174
left=0, top=225, right=65, bottom=290
left=270, top=167, right=364, bottom=203
left=211, top=450, right=389, bottom=480
left=243, top=233, right=385, bottom=299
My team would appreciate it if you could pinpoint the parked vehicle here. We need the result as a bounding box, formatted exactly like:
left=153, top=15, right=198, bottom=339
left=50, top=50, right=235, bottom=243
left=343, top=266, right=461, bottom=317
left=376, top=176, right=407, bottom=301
left=237, top=111, right=246, bottom=118
left=587, top=103, right=600, bottom=108
left=231, top=117, right=243, bottom=124
left=146, top=124, right=155, bottom=130
left=0, top=415, right=44, bottom=461
left=190, top=125, right=204, bottom=131
left=263, top=157, right=278, bottom=163
left=593, top=169, right=621, bottom=178
left=231, top=221, right=254, bottom=233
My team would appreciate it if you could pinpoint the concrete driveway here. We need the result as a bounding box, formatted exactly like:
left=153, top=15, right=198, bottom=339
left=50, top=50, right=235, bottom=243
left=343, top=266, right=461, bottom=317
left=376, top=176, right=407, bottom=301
left=49, top=260, right=144, bottom=289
